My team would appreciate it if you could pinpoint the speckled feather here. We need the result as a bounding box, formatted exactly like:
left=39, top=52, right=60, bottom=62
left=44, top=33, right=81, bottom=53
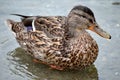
left=7, top=16, right=98, bottom=69
left=6, top=5, right=102, bottom=70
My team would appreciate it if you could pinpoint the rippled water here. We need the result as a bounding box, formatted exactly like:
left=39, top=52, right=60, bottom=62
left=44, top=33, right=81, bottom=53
left=0, top=0, right=120, bottom=80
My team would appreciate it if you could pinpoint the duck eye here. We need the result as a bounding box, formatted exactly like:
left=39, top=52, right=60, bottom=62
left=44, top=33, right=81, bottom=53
left=96, top=26, right=98, bottom=28
left=88, top=18, right=93, bottom=23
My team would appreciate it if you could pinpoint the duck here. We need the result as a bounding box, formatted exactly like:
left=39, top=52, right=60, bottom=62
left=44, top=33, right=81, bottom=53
left=6, top=5, right=111, bottom=70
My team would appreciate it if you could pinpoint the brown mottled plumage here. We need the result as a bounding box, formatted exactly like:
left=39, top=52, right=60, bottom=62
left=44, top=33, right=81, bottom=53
left=6, top=5, right=111, bottom=70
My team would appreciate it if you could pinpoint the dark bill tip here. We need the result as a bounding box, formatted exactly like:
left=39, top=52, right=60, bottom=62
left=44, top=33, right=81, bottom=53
left=109, top=35, right=111, bottom=39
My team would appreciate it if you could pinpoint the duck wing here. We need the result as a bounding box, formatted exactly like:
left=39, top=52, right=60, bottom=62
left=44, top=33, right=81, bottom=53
left=6, top=16, right=68, bottom=63
left=11, top=14, right=37, bottom=26
left=33, top=16, right=66, bottom=38
left=11, top=14, right=67, bottom=38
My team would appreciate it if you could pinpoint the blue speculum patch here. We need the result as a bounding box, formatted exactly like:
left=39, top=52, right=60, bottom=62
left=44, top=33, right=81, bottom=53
left=27, top=26, right=33, bottom=31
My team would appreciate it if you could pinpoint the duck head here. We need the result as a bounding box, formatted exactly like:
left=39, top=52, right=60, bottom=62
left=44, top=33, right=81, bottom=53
left=67, top=5, right=111, bottom=39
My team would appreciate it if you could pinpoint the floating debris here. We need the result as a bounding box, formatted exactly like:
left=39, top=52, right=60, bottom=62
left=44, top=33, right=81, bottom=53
left=112, top=2, right=120, bottom=5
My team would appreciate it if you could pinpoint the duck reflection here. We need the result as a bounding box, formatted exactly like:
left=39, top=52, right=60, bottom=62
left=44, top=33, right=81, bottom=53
left=7, top=48, right=98, bottom=80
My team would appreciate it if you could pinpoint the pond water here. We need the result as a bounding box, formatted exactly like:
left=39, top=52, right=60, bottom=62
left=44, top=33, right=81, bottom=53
left=0, top=0, right=120, bottom=80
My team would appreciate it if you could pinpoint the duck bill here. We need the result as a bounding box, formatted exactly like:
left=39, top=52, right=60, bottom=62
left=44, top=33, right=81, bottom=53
left=89, top=25, right=111, bottom=39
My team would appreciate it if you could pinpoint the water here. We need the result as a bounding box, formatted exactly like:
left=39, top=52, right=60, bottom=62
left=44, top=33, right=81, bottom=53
left=0, top=0, right=120, bottom=80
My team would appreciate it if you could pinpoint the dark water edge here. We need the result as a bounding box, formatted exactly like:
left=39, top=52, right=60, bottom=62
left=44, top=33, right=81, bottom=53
left=0, top=0, right=120, bottom=80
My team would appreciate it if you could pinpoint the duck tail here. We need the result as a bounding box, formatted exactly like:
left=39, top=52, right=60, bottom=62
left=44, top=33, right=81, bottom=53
left=6, top=19, right=25, bottom=33
left=11, top=14, right=31, bottom=18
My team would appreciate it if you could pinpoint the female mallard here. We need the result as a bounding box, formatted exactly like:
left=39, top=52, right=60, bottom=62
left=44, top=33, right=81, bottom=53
left=6, top=5, right=111, bottom=70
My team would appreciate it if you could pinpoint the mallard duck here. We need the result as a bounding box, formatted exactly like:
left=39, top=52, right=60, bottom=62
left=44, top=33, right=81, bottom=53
left=6, top=5, right=111, bottom=70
